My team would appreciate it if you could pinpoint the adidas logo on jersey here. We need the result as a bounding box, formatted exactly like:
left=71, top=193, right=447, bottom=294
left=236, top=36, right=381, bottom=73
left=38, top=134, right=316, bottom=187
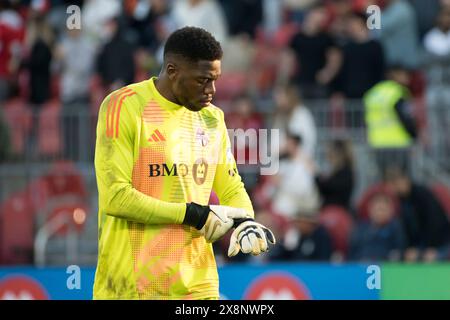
left=148, top=129, right=166, bottom=142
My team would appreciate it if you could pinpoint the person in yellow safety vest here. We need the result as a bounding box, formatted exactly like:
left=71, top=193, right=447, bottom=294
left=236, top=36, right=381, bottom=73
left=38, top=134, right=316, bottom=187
left=363, top=65, right=418, bottom=177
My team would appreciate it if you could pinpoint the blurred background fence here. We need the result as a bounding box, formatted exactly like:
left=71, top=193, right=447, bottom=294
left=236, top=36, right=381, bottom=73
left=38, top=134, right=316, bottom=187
left=1, top=0, right=450, bottom=299
left=1, top=99, right=449, bottom=267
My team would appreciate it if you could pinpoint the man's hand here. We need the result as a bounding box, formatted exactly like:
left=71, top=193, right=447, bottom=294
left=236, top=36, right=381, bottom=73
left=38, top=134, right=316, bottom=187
left=228, top=219, right=276, bottom=257
left=184, top=203, right=250, bottom=243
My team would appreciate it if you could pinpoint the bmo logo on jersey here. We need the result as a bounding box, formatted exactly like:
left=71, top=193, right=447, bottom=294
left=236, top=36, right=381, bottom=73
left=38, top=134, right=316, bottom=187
left=148, top=158, right=208, bottom=185
left=244, top=272, right=311, bottom=300
left=0, top=276, right=49, bottom=300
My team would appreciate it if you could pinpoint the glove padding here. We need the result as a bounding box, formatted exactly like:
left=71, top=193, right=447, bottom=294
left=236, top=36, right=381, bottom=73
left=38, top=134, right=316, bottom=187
left=228, top=220, right=276, bottom=257
left=200, top=205, right=250, bottom=243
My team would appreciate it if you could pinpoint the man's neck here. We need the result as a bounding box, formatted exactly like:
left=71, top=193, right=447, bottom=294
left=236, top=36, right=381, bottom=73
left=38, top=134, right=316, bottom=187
left=154, top=75, right=180, bottom=105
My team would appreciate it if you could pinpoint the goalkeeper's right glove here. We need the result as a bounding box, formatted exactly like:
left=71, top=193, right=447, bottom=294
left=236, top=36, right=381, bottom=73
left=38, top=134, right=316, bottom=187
left=227, top=218, right=276, bottom=257
left=183, top=202, right=250, bottom=243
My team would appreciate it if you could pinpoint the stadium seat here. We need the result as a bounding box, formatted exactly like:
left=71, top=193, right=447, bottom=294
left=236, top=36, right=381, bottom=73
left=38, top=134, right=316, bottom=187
left=44, top=203, right=88, bottom=236
left=43, top=160, right=87, bottom=198
left=214, top=72, right=248, bottom=101
left=319, top=205, right=354, bottom=256
left=254, top=23, right=300, bottom=48
left=251, top=43, right=280, bottom=95
left=0, top=191, right=35, bottom=264
left=250, top=174, right=274, bottom=211
left=38, top=99, right=62, bottom=157
left=25, top=177, right=50, bottom=212
left=356, top=183, right=399, bottom=221
left=2, top=98, right=32, bottom=156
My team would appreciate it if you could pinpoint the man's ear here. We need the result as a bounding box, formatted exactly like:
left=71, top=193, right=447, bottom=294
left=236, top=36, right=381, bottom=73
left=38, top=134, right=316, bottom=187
left=166, top=62, right=178, bottom=81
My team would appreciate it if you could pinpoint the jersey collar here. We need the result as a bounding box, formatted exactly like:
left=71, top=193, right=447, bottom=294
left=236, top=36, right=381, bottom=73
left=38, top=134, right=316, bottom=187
left=149, top=77, right=184, bottom=111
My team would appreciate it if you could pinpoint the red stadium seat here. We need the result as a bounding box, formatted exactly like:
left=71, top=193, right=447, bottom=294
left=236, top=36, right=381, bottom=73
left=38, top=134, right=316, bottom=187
left=2, top=98, right=32, bottom=156
left=25, top=177, right=50, bottom=212
left=44, top=160, right=87, bottom=198
left=0, top=191, right=35, bottom=264
left=214, top=72, right=248, bottom=101
left=44, top=202, right=88, bottom=236
left=319, top=205, right=354, bottom=256
left=356, top=183, right=399, bottom=221
left=251, top=43, right=280, bottom=95
left=38, top=99, right=62, bottom=157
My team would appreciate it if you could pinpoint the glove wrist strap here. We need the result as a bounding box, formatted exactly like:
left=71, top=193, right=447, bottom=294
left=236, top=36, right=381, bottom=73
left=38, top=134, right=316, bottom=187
left=232, top=218, right=254, bottom=229
left=183, top=202, right=210, bottom=230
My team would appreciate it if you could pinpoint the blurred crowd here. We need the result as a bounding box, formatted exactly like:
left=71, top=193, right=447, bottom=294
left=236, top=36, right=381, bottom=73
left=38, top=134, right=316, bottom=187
left=1, top=0, right=450, bottom=265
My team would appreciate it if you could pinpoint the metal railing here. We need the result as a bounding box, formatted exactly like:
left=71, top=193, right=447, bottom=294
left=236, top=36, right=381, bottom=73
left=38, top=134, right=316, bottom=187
left=0, top=98, right=449, bottom=266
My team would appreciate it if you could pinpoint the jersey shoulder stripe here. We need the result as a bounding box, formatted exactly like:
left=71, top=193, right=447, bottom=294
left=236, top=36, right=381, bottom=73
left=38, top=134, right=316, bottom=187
left=105, top=87, right=136, bottom=138
left=114, top=90, right=136, bottom=138
left=106, top=87, right=130, bottom=138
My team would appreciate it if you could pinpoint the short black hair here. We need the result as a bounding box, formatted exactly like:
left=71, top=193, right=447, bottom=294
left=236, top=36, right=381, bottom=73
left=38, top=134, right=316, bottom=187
left=163, top=26, right=223, bottom=62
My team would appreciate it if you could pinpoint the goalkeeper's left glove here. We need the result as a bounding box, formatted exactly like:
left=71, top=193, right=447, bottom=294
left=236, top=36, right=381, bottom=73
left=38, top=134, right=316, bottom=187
left=183, top=202, right=250, bottom=243
left=227, top=219, right=276, bottom=257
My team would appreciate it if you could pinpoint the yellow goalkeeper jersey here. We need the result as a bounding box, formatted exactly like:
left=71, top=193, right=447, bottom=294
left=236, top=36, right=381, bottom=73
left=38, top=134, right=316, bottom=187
left=93, top=77, right=254, bottom=300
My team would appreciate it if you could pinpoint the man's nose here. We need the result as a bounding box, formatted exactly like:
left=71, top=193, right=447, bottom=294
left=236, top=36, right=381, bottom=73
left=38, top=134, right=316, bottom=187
left=205, top=81, right=216, bottom=95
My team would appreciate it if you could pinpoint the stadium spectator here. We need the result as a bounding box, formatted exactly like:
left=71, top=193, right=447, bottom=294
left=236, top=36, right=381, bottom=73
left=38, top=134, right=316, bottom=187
left=363, top=65, right=418, bottom=177
left=282, top=0, right=320, bottom=24
left=270, top=132, right=320, bottom=220
left=384, top=167, right=450, bottom=262
left=332, top=11, right=385, bottom=129
left=378, top=0, right=420, bottom=69
left=349, top=192, right=406, bottom=261
left=217, top=0, right=262, bottom=38
left=55, top=29, right=95, bottom=106
left=315, top=139, right=354, bottom=211
left=327, top=0, right=354, bottom=46
left=23, top=13, right=53, bottom=159
left=409, top=0, right=441, bottom=40
left=123, top=0, right=170, bottom=51
left=0, top=1, right=25, bottom=102
left=25, top=13, right=53, bottom=106
left=96, top=16, right=136, bottom=92
left=225, top=94, right=264, bottom=193
left=82, top=0, right=121, bottom=47
left=171, top=0, right=228, bottom=44
left=423, top=7, right=450, bottom=169
left=271, top=84, right=317, bottom=158
left=333, top=12, right=385, bottom=99
left=269, top=202, right=333, bottom=262
left=282, top=4, right=342, bottom=99
left=54, top=28, right=95, bottom=161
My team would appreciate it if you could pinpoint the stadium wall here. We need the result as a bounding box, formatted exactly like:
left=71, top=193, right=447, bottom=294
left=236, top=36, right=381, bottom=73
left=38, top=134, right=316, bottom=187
left=0, top=263, right=449, bottom=300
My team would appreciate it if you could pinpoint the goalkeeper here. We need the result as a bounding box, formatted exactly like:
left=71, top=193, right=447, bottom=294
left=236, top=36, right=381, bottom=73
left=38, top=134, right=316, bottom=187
left=93, top=26, right=275, bottom=300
